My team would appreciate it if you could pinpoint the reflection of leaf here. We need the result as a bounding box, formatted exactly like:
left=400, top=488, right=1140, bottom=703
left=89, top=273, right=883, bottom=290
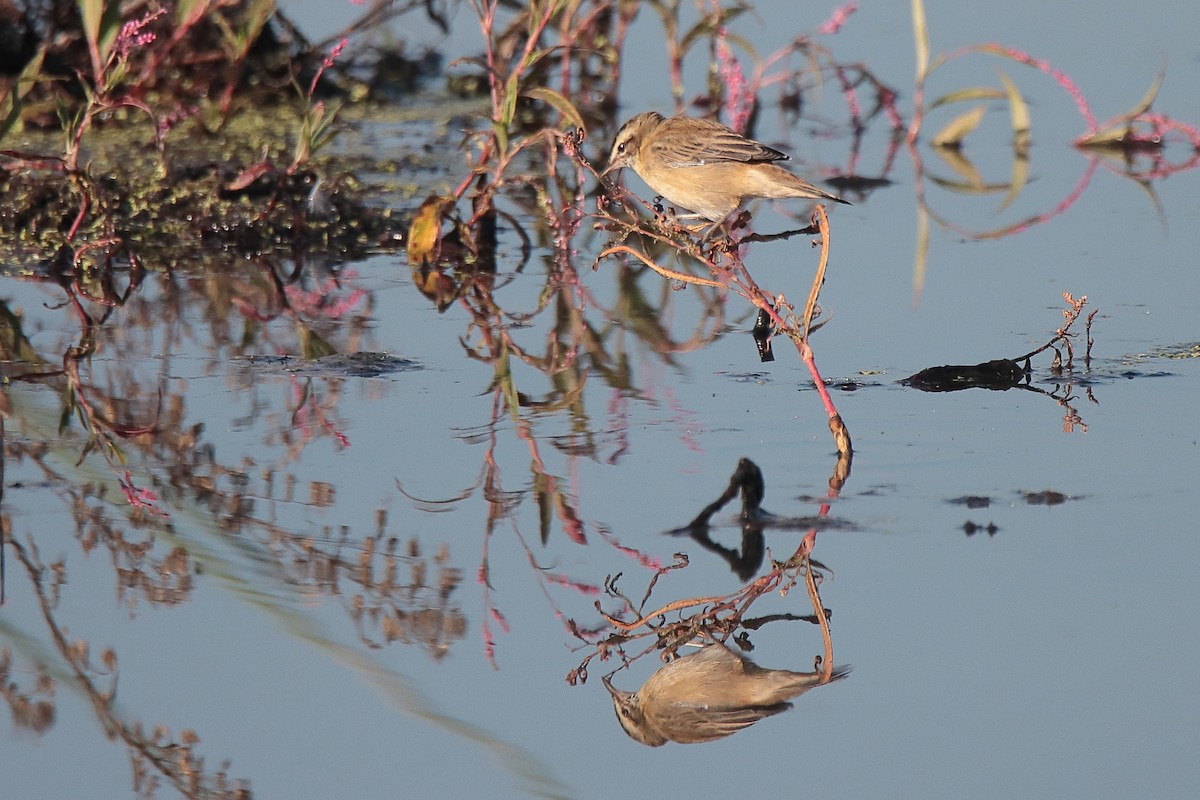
left=932, top=143, right=983, bottom=190
left=928, top=175, right=1013, bottom=195
left=411, top=267, right=458, bottom=312
left=494, top=345, right=521, bottom=423
left=1076, top=66, right=1164, bottom=147
left=59, top=386, right=76, bottom=435
left=534, top=471, right=552, bottom=545
left=912, top=0, right=929, bottom=80
left=554, top=491, right=586, bottom=545
left=1000, top=150, right=1029, bottom=213
left=521, top=87, right=585, bottom=132
left=406, top=195, right=456, bottom=266
left=995, top=71, right=1030, bottom=211
left=914, top=204, right=929, bottom=305
left=932, top=105, right=986, bottom=147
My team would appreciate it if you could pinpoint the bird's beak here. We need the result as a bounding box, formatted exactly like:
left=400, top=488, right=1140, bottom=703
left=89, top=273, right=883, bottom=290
left=601, top=675, right=623, bottom=698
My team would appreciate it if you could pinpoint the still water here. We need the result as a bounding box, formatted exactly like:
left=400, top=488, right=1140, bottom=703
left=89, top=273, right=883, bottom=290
left=2, top=2, right=1198, bottom=798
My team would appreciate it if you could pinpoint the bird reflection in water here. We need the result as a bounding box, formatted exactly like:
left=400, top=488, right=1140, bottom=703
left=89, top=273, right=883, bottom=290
left=603, top=639, right=849, bottom=746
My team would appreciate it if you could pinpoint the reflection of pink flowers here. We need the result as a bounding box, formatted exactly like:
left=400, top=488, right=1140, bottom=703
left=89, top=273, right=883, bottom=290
left=157, top=104, right=199, bottom=139
left=290, top=376, right=351, bottom=448
left=545, top=573, right=601, bottom=596
left=597, top=528, right=662, bottom=571
left=817, top=3, right=857, bottom=36
left=285, top=273, right=365, bottom=320
left=120, top=471, right=167, bottom=517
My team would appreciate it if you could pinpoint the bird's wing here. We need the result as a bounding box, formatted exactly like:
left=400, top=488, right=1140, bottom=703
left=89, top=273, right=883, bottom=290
left=657, top=702, right=792, bottom=743
left=651, top=121, right=789, bottom=167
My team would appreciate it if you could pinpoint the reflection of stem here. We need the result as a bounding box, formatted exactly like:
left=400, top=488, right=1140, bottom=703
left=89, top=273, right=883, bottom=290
left=597, top=245, right=723, bottom=288
left=1, top=416, right=4, bottom=605
left=9, top=536, right=244, bottom=797
left=801, top=542, right=836, bottom=681
left=601, top=592, right=732, bottom=633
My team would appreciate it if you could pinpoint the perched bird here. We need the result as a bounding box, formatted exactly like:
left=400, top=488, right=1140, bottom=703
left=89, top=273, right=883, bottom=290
left=604, top=111, right=849, bottom=231
left=603, top=640, right=850, bottom=746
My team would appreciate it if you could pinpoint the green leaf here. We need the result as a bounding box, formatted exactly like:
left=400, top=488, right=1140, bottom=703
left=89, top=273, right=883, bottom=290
left=491, top=119, right=509, bottom=156
left=78, top=0, right=123, bottom=69
left=1, top=47, right=46, bottom=140
left=520, top=86, right=585, bottom=132
left=500, top=72, right=520, bottom=127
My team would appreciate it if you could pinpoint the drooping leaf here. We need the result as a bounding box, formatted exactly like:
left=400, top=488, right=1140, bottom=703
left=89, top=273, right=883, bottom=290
left=996, top=71, right=1030, bottom=136
left=929, top=87, right=1006, bottom=109
left=521, top=86, right=585, bottom=132
left=679, top=6, right=750, bottom=57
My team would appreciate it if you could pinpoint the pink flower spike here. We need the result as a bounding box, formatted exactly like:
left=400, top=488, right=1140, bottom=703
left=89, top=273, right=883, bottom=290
left=715, top=28, right=752, bottom=133
left=116, top=8, right=167, bottom=62
left=120, top=471, right=168, bottom=517
left=308, top=37, right=349, bottom=99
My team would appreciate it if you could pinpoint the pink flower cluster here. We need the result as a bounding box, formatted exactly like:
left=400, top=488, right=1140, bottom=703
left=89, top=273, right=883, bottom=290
left=116, top=8, right=166, bottom=62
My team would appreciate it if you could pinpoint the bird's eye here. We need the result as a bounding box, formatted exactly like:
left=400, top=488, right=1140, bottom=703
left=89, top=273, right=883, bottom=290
left=617, top=143, right=626, bottom=154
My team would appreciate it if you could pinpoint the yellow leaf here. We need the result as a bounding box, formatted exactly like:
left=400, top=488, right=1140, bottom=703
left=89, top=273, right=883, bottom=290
left=406, top=195, right=456, bottom=266
left=929, top=87, right=1006, bottom=109
left=932, top=105, right=987, bottom=147
left=1076, top=66, right=1164, bottom=148
left=912, top=0, right=929, bottom=81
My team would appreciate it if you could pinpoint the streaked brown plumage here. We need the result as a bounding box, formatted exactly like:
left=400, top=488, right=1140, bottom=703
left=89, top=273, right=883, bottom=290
left=603, top=640, right=850, bottom=746
left=604, top=112, right=849, bottom=226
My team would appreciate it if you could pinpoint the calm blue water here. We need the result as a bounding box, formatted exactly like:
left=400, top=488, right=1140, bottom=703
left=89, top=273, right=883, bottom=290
left=3, top=3, right=1198, bottom=798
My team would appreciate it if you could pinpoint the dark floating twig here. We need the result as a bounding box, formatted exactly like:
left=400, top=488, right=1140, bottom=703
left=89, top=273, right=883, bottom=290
left=903, top=292, right=1093, bottom=393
